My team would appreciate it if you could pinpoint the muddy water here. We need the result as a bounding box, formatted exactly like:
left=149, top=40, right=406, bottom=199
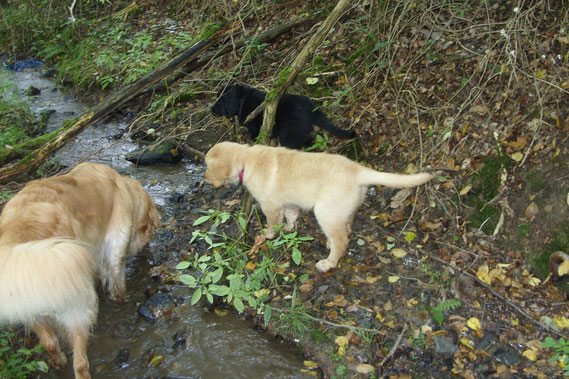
left=8, top=66, right=308, bottom=378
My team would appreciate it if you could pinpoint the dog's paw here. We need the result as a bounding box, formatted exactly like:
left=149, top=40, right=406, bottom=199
left=263, top=229, right=276, bottom=240
left=48, top=351, right=67, bottom=369
left=109, top=290, right=127, bottom=303
left=315, top=259, right=335, bottom=272
left=283, top=223, right=296, bottom=233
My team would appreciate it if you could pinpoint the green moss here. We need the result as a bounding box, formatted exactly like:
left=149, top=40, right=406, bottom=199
left=275, top=67, right=291, bottom=88
left=525, top=172, right=546, bottom=194
left=198, top=22, right=224, bottom=41
left=531, top=251, right=551, bottom=279
left=531, top=223, right=569, bottom=279
left=464, top=154, right=510, bottom=234
left=518, top=223, right=530, bottom=239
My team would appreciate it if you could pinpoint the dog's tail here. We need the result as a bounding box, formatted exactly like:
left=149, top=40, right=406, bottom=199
left=0, top=238, right=97, bottom=326
left=312, top=109, right=357, bottom=139
left=357, top=167, right=433, bottom=188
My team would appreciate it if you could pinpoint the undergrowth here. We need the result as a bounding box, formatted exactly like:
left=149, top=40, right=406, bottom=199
left=176, top=208, right=314, bottom=336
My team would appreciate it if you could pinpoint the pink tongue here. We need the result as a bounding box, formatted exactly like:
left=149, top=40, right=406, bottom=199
left=239, top=169, right=244, bottom=184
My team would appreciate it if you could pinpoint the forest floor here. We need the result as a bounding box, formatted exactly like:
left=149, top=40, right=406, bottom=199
left=2, top=0, right=569, bottom=377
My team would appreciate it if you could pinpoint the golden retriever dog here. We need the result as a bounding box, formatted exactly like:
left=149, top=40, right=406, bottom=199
left=0, top=162, right=160, bottom=379
left=205, top=142, right=432, bottom=272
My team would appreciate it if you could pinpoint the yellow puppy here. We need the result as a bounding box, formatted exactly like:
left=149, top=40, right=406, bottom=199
left=205, top=142, right=432, bottom=272
left=0, top=163, right=160, bottom=379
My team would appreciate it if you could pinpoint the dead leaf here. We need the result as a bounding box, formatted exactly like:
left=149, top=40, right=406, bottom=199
left=525, top=202, right=539, bottom=221
left=460, top=337, right=475, bottom=349
left=459, top=184, right=472, bottom=196
left=335, top=336, right=349, bottom=346
left=333, top=295, right=348, bottom=307
left=467, top=317, right=481, bottom=331
left=366, top=275, right=382, bottom=283
left=471, top=104, right=489, bottom=115
left=559, top=260, right=569, bottom=276
left=476, top=264, right=491, bottom=285
left=505, top=136, right=528, bottom=150
left=388, top=275, right=400, bottom=283
left=406, top=298, right=418, bottom=307
left=245, top=261, right=256, bottom=270
left=522, top=350, right=537, bottom=361
left=304, top=360, right=318, bottom=369
left=390, top=188, right=411, bottom=208
left=391, top=248, right=407, bottom=258
left=355, top=363, right=375, bottom=374
left=510, top=152, right=524, bottom=162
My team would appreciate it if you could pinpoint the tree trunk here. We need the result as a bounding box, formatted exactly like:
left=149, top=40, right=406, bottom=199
left=255, top=0, right=352, bottom=144
left=0, top=23, right=239, bottom=184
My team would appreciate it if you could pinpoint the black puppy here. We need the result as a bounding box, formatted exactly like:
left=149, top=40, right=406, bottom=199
left=211, top=84, right=356, bottom=149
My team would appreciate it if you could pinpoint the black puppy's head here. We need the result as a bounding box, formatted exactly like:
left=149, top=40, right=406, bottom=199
left=211, top=84, right=243, bottom=118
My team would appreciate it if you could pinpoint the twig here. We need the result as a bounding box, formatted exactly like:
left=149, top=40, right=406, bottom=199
left=68, top=0, right=77, bottom=22
left=270, top=307, right=383, bottom=334
left=181, top=143, right=205, bottom=159
left=378, top=323, right=408, bottom=372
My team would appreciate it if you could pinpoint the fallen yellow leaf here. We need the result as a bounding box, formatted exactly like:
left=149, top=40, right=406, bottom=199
left=335, top=336, right=349, bottom=347
left=303, top=360, right=318, bottom=369
left=554, top=316, right=569, bottom=329
left=467, top=317, right=481, bottom=331
left=376, top=311, right=384, bottom=322
left=460, top=337, right=475, bottom=350
left=406, top=298, right=418, bottom=307
left=391, top=248, right=407, bottom=258
left=245, top=261, right=257, bottom=270
left=528, top=276, right=541, bottom=287
left=559, top=260, right=569, bottom=276
left=459, top=184, right=472, bottom=196
left=522, top=349, right=537, bottom=361
left=511, top=152, right=523, bottom=162
left=366, top=275, right=382, bottom=284
left=476, top=264, right=491, bottom=285
left=388, top=275, right=400, bottom=283
left=355, top=363, right=375, bottom=374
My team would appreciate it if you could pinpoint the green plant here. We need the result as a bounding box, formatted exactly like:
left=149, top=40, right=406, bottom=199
left=430, top=299, right=462, bottom=326
left=0, top=328, right=49, bottom=378
left=543, top=336, right=569, bottom=375
left=410, top=330, right=427, bottom=349
left=178, top=209, right=313, bottom=318
left=266, top=230, right=314, bottom=265
left=306, top=131, right=329, bottom=152
left=0, top=71, right=40, bottom=148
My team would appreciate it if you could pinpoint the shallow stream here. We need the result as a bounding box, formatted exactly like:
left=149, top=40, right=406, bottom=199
left=7, top=65, right=308, bottom=378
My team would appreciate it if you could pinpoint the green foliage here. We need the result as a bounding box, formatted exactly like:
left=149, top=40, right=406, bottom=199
left=532, top=222, right=569, bottom=280
left=306, top=131, right=329, bottom=152
left=464, top=154, right=510, bottom=234
left=178, top=209, right=313, bottom=330
left=1, top=4, right=205, bottom=90
left=0, top=71, right=40, bottom=148
left=0, top=328, right=49, bottom=378
left=430, top=299, right=462, bottom=326
left=543, top=336, right=569, bottom=376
